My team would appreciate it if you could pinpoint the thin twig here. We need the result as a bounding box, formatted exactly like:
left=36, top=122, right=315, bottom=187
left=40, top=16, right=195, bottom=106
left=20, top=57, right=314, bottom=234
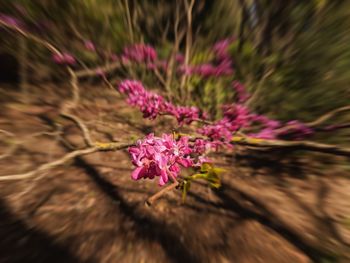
left=0, top=129, right=15, bottom=137
left=0, top=142, right=133, bottom=182
left=0, top=147, right=97, bottom=181
left=231, top=136, right=350, bottom=157
left=67, top=67, right=80, bottom=107
left=146, top=173, right=179, bottom=206
left=60, top=112, right=94, bottom=147
left=180, top=0, right=195, bottom=101
left=307, top=106, right=350, bottom=127
left=0, top=20, right=61, bottom=55
left=124, top=0, right=134, bottom=42
left=75, top=61, right=120, bottom=78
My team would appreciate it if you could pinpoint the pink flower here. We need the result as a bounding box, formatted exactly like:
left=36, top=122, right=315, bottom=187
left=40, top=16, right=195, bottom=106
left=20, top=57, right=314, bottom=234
left=110, top=53, right=118, bottom=61
left=84, top=40, right=96, bottom=51
left=122, top=44, right=157, bottom=63
left=178, top=60, right=233, bottom=78
left=96, top=68, right=105, bottom=77
left=212, top=37, right=235, bottom=60
left=169, top=106, right=200, bottom=125
left=118, top=80, right=204, bottom=124
left=128, top=133, right=194, bottom=186
left=118, top=80, right=164, bottom=119
left=175, top=53, right=185, bottom=63
left=249, top=128, right=277, bottom=139
left=198, top=104, right=252, bottom=147
left=278, top=120, right=313, bottom=139
left=232, top=81, right=250, bottom=103
left=0, top=14, right=23, bottom=28
left=193, top=139, right=215, bottom=154
left=52, top=52, right=76, bottom=65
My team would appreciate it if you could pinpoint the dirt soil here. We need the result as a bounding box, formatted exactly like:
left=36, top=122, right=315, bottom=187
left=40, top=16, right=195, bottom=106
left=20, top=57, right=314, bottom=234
left=0, top=84, right=350, bottom=263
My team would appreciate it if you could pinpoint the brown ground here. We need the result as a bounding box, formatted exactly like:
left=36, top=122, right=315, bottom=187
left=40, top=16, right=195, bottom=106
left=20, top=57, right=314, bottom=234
left=0, top=84, right=350, bottom=263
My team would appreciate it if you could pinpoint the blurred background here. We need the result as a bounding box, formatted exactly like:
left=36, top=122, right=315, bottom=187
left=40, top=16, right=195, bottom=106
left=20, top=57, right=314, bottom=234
left=0, top=1, right=350, bottom=262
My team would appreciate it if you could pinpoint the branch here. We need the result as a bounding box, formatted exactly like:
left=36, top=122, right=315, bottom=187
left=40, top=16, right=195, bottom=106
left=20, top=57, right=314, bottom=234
left=146, top=174, right=179, bottom=206
left=75, top=61, right=120, bottom=78
left=0, top=147, right=97, bottom=181
left=231, top=136, right=350, bottom=157
left=166, top=4, right=186, bottom=97
left=246, top=67, right=275, bottom=107
left=307, top=106, right=350, bottom=127
left=124, top=0, right=134, bottom=42
left=0, top=142, right=133, bottom=182
left=0, top=20, right=61, bottom=55
left=0, top=129, right=15, bottom=137
left=67, top=67, right=80, bottom=107
left=180, top=0, right=195, bottom=101
left=60, top=112, right=94, bottom=147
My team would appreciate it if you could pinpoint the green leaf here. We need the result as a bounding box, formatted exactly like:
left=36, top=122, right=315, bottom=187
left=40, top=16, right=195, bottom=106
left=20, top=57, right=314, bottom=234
left=200, top=163, right=213, bottom=173
left=182, top=180, right=191, bottom=203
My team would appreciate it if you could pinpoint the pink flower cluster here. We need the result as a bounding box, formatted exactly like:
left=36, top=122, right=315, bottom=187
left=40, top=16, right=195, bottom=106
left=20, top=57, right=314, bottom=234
left=129, top=133, right=208, bottom=186
left=232, top=81, right=250, bottom=103
left=212, top=38, right=234, bottom=61
left=177, top=37, right=235, bottom=78
left=118, top=80, right=164, bottom=119
left=179, top=60, right=233, bottom=78
left=118, top=80, right=206, bottom=124
left=122, top=44, right=157, bottom=63
left=52, top=52, right=76, bottom=65
left=248, top=115, right=281, bottom=139
left=0, top=14, right=23, bottom=28
left=278, top=120, right=313, bottom=139
left=249, top=116, right=313, bottom=140
left=198, top=104, right=251, bottom=144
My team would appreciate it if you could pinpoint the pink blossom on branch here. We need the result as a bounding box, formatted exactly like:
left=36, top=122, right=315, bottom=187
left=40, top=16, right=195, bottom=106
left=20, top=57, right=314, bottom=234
left=118, top=80, right=164, bottom=119
left=118, top=80, right=205, bottom=124
left=84, top=40, right=96, bottom=51
left=122, top=43, right=157, bottom=63
left=198, top=104, right=252, bottom=145
left=212, top=37, right=235, bottom=61
left=232, top=81, right=250, bottom=103
left=0, top=14, right=24, bottom=28
left=52, top=52, right=76, bottom=65
left=128, top=134, right=195, bottom=186
left=178, top=59, right=233, bottom=78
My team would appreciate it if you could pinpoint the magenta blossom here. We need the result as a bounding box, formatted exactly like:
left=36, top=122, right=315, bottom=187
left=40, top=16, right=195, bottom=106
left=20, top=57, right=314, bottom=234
left=122, top=44, right=157, bottom=63
left=212, top=37, right=235, bottom=60
left=278, top=120, right=313, bottom=139
left=0, top=14, right=23, bottom=28
left=118, top=80, right=164, bottom=119
left=118, top=80, right=205, bottom=124
left=128, top=134, right=194, bottom=186
left=84, top=40, right=96, bottom=51
left=198, top=104, right=251, bottom=146
left=232, top=81, right=250, bottom=103
left=52, top=52, right=76, bottom=65
left=179, top=60, right=233, bottom=78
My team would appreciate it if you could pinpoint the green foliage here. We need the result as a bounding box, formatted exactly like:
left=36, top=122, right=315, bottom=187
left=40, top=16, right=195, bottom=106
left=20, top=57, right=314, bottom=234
left=180, top=163, right=224, bottom=203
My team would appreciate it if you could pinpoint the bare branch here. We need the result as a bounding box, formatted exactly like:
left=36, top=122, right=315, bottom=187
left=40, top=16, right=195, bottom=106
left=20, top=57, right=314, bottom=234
left=146, top=174, right=179, bottom=206
left=0, top=129, right=15, bottom=137
left=67, top=67, right=80, bottom=107
left=0, top=147, right=97, bottom=181
left=0, top=20, right=61, bottom=55
left=232, top=136, right=350, bottom=157
left=60, top=112, right=94, bottom=147
left=180, top=0, right=195, bottom=100
left=307, top=106, right=350, bottom=127
left=75, top=61, right=120, bottom=78
left=0, top=142, right=133, bottom=182
left=124, top=0, right=134, bottom=42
